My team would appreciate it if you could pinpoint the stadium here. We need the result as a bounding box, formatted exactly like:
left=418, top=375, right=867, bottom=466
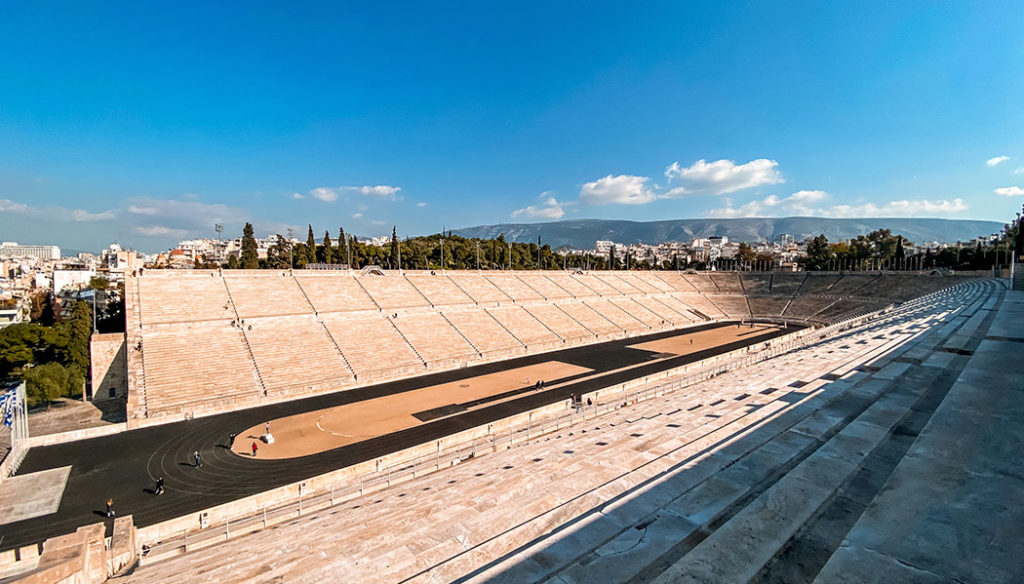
left=1, top=267, right=1020, bottom=583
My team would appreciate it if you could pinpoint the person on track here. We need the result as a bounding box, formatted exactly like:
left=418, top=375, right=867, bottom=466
left=154, top=476, right=164, bottom=495
left=251, top=441, right=259, bottom=457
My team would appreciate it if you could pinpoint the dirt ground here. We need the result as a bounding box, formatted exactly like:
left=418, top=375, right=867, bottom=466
left=234, top=323, right=781, bottom=460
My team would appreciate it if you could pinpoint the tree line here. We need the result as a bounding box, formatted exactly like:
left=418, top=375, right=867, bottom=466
left=0, top=299, right=92, bottom=407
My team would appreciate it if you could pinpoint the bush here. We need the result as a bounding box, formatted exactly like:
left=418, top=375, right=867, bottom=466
left=24, top=362, right=73, bottom=408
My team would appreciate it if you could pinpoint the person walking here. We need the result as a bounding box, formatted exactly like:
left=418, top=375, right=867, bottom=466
left=106, top=498, right=115, bottom=518
left=154, top=476, right=164, bottom=496
left=228, top=433, right=236, bottom=447
left=193, top=450, right=202, bottom=468
left=251, top=441, right=259, bottom=457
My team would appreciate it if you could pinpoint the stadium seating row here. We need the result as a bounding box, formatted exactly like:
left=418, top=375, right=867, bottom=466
left=128, top=270, right=965, bottom=421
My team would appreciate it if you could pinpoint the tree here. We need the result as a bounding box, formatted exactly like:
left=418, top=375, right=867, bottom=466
left=89, top=276, right=110, bottom=291
left=390, top=226, right=399, bottom=269
left=227, top=255, right=240, bottom=269
left=24, top=362, right=71, bottom=408
left=803, top=234, right=833, bottom=270
left=338, top=227, right=347, bottom=265
left=737, top=242, right=757, bottom=267
left=323, top=231, right=334, bottom=264
left=306, top=225, right=317, bottom=265
left=241, top=222, right=259, bottom=269
left=609, top=245, right=617, bottom=270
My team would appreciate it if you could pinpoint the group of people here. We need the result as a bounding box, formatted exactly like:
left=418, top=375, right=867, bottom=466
left=143, top=423, right=268, bottom=499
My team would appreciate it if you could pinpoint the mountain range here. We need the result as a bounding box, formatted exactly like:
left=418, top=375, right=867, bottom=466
left=453, top=217, right=1005, bottom=249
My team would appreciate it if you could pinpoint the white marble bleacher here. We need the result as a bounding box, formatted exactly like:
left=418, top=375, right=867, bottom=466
left=813, top=287, right=1022, bottom=584
left=609, top=297, right=671, bottom=329
left=522, top=303, right=596, bottom=341
left=604, top=273, right=645, bottom=295
left=746, top=295, right=792, bottom=318
left=680, top=273, right=721, bottom=294
left=782, top=294, right=837, bottom=320
left=443, top=309, right=525, bottom=355
left=739, top=273, right=773, bottom=295
left=515, top=273, right=573, bottom=300
left=797, top=273, right=842, bottom=295
left=556, top=300, right=623, bottom=336
left=484, top=274, right=544, bottom=302
left=656, top=295, right=706, bottom=321
left=222, top=272, right=314, bottom=318
left=767, top=272, right=806, bottom=295
left=590, top=273, right=630, bottom=295
left=119, top=280, right=982, bottom=584
left=243, top=317, right=353, bottom=394
left=572, top=273, right=621, bottom=297
left=485, top=305, right=562, bottom=347
left=447, top=273, right=512, bottom=305
left=544, top=272, right=598, bottom=299
left=293, top=272, right=379, bottom=314
left=584, top=297, right=649, bottom=334
left=825, top=273, right=879, bottom=296
left=635, top=272, right=679, bottom=293
left=635, top=295, right=697, bottom=325
left=404, top=272, right=475, bottom=306
left=140, top=323, right=261, bottom=416
left=356, top=273, right=431, bottom=311
left=137, top=272, right=233, bottom=324
left=813, top=299, right=887, bottom=323
left=675, top=292, right=727, bottom=320
left=654, top=272, right=699, bottom=293
left=390, top=311, right=477, bottom=365
left=704, top=294, right=752, bottom=319
left=708, top=272, right=744, bottom=294
left=321, top=314, right=424, bottom=379
left=617, top=272, right=661, bottom=294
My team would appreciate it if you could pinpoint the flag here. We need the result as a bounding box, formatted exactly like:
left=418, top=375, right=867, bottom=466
left=0, top=389, right=16, bottom=428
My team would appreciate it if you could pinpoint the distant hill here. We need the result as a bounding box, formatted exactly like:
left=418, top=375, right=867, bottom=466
left=453, top=217, right=1004, bottom=249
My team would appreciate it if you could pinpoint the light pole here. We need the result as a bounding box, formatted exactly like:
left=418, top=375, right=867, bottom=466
left=286, top=227, right=294, bottom=270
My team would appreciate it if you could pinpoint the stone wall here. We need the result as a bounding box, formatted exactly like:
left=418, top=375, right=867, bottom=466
left=90, top=333, right=126, bottom=401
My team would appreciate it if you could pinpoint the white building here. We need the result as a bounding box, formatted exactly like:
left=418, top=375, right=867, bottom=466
left=0, top=242, right=61, bottom=261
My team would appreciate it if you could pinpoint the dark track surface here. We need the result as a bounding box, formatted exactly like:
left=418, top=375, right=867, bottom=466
left=1, top=321, right=802, bottom=551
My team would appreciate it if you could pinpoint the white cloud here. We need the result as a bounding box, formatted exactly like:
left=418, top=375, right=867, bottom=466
left=579, top=175, right=657, bottom=205
left=344, top=185, right=402, bottom=200
left=664, top=158, right=783, bottom=195
left=71, top=209, right=115, bottom=222
left=0, top=199, right=30, bottom=213
left=986, top=155, right=1010, bottom=167
left=512, top=194, right=566, bottom=220
left=311, top=187, right=338, bottom=202
left=994, top=186, right=1024, bottom=197
left=1013, top=167, right=1024, bottom=175
left=134, top=225, right=189, bottom=237
left=296, top=184, right=403, bottom=202
left=128, top=205, right=160, bottom=215
left=416, top=202, right=427, bottom=208
left=351, top=212, right=364, bottom=219
left=0, top=198, right=115, bottom=222
left=706, top=191, right=968, bottom=218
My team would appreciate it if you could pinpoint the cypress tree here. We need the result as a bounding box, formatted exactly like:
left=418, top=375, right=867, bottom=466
left=323, top=231, right=333, bottom=264
left=390, top=226, right=399, bottom=269
left=241, top=222, right=259, bottom=269
left=306, top=224, right=316, bottom=265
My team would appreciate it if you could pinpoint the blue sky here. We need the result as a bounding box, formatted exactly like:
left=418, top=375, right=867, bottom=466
left=1, top=1, right=1023, bottom=252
